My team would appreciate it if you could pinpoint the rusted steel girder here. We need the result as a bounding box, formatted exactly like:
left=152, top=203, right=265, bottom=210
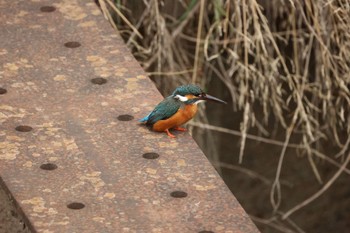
left=0, top=0, right=259, bottom=232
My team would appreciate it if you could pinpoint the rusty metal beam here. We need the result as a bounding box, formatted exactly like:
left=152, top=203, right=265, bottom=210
left=0, top=0, right=259, bottom=232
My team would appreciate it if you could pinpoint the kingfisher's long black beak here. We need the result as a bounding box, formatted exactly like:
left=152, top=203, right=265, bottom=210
left=201, top=94, right=227, bottom=104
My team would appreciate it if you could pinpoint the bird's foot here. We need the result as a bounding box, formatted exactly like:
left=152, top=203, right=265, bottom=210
left=174, top=127, right=187, bottom=131
left=165, top=129, right=176, bottom=138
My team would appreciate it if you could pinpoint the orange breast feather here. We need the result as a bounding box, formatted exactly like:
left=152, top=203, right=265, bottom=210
left=152, top=104, right=198, bottom=132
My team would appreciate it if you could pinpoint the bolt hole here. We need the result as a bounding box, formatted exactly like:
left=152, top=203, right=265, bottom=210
left=0, top=88, right=7, bottom=95
left=142, top=153, right=159, bottom=160
left=15, top=125, right=33, bottom=132
left=40, top=163, right=58, bottom=171
left=67, top=202, right=85, bottom=210
left=170, top=190, right=188, bottom=198
left=91, top=77, right=107, bottom=85
left=117, top=114, right=134, bottom=121
left=64, top=41, right=81, bottom=48
left=198, top=231, right=215, bottom=233
left=40, top=6, right=56, bottom=12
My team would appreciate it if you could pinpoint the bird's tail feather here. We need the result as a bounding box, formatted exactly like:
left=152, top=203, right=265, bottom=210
left=139, top=113, right=150, bottom=122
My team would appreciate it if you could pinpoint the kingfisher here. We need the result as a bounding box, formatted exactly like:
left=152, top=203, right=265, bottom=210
left=139, top=84, right=226, bottom=138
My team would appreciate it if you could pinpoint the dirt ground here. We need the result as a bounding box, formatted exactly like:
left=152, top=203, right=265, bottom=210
left=0, top=185, right=31, bottom=233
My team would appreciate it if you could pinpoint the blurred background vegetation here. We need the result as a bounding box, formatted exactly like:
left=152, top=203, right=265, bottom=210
left=98, top=0, right=350, bottom=232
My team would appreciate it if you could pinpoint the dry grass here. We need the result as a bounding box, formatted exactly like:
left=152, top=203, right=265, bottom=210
left=98, top=0, right=350, bottom=232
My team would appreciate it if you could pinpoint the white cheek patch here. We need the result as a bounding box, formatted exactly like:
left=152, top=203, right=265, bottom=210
left=175, top=95, right=188, bottom=102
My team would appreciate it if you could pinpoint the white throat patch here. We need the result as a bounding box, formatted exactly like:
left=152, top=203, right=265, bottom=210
left=175, top=95, right=188, bottom=102
left=195, top=100, right=205, bottom=105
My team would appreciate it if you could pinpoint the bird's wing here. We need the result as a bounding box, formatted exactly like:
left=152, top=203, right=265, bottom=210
left=146, top=96, right=182, bottom=126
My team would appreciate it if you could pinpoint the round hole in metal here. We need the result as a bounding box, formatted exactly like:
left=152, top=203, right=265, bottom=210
left=0, top=88, right=7, bottom=95
left=40, top=163, right=58, bottom=171
left=170, top=191, right=188, bottom=198
left=67, top=202, right=85, bottom=210
left=91, top=77, right=107, bottom=85
left=15, top=125, right=33, bottom=132
left=40, top=6, right=56, bottom=12
left=64, top=41, right=81, bottom=48
left=117, top=114, right=134, bottom=121
left=142, top=153, right=159, bottom=160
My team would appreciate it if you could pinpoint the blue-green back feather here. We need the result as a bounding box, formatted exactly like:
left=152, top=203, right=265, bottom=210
left=140, top=96, right=182, bottom=126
